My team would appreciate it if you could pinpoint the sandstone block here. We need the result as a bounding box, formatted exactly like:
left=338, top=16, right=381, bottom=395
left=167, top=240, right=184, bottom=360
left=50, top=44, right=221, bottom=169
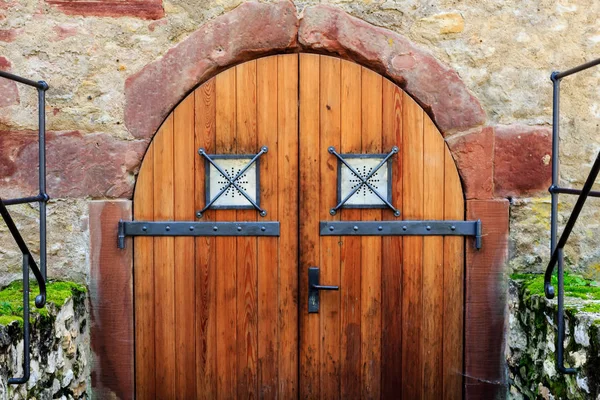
left=299, top=5, right=485, bottom=135
left=0, top=56, right=19, bottom=107
left=418, top=13, right=465, bottom=35
left=45, top=0, right=164, bottom=20
left=494, top=124, right=552, bottom=198
left=0, top=130, right=146, bottom=199
left=124, top=0, right=299, bottom=139
left=446, top=127, right=494, bottom=200
left=0, top=28, right=21, bottom=42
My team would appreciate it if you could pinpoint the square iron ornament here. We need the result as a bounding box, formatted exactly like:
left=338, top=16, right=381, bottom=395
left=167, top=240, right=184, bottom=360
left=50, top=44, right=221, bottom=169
left=197, top=146, right=268, bottom=218
left=329, top=146, right=400, bottom=216
left=206, top=155, right=259, bottom=208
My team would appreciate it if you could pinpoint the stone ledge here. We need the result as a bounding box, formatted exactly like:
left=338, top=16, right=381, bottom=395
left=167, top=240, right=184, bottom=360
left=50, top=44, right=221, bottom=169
left=508, top=275, right=600, bottom=399
left=0, top=280, right=90, bottom=399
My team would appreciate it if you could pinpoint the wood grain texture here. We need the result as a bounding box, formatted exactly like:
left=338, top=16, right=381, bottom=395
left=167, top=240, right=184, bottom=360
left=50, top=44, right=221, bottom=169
left=340, top=59, right=362, bottom=400
left=465, top=199, right=509, bottom=400
left=131, top=55, right=469, bottom=400
left=443, top=145, right=465, bottom=400
left=319, top=55, right=342, bottom=398
left=173, top=93, right=196, bottom=399
left=299, top=53, right=321, bottom=399
left=422, top=115, right=445, bottom=400
left=381, top=77, right=403, bottom=398
left=152, top=113, right=176, bottom=398
left=277, top=53, right=299, bottom=398
left=134, top=144, right=154, bottom=400
left=360, top=66, right=382, bottom=400
left=401, top=91, right=424, bottom=400
left=89, top=201, right=133, bottom=400
left=215, top=67, right=238, bottom=400
left=256, top=55, right=279, bottom=399
left=235, top=60, right=258, bottom=400
left=194, top=78, right=217, bottom=399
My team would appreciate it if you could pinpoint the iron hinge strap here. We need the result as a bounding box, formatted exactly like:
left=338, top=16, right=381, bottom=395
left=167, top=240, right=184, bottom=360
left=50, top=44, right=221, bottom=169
left=319, top=220, right=482, bottom=249
left=117, top=220, right=280, bottom=249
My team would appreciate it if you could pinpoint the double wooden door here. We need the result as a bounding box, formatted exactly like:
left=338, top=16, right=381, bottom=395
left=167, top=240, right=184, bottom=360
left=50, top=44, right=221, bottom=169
left=133, top=54, right=465, bottom=399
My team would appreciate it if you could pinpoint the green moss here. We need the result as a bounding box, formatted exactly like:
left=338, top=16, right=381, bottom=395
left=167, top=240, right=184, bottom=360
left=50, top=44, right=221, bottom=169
left=0, top=315, right=22, bottom=327
left=0, top=280, right=86, bottom=326
left=510, top=272, right=600, bottom=300
left=582, top=303, right=600, bottom=313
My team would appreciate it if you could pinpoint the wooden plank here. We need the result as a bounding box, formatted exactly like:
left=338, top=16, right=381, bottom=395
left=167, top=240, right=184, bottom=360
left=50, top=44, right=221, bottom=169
left=339, top=58, right=362, bottom=399
left=215, top=67, right=238, bottom=400
left=256, top=55, right=279, bottom=399
left=299, top=53, right=321, bottom=399
left=134, top=144, right=154, bottom=400
left=235, top=60, right=259, bottom=400
left=443, top=145, right=465, bottom=400
left=277, top=53, right=299, bottom=398
left=465, top=199, right=509, bottom=399
left=173, top=92, right=197, bottom=399
left=381, top=78, right=403, bottom=398
left=89, top=201, right=133, bottom=400
left=401, top=92, right=424, bottom=399
left=360, top=66, right=382, bottom=400
left=319, top=55, right=342, bottom=398
left=195, top=78, right=217, bottom=399
left=152, top=113, right=176, bottom=398
left=422, top=115, right=445, bottom=399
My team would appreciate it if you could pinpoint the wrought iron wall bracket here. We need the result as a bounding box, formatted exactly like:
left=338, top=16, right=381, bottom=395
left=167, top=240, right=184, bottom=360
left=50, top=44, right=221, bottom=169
left=543, top=57, right=600, bottom=375
left=0, top=70, right=48, bottom=385
left=117, top=220, right=280, bottom=248
left=320, top=220, right=482, bottom=249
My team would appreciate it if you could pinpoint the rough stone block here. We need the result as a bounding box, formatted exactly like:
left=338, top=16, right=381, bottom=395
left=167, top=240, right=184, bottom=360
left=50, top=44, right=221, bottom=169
left=446, top=127, right=494, bottom=200
left=45, top=0, right=164, bottom=20
left=0, top=130, right=146, bottom=199
left=494, top=124, right=552, bottom=198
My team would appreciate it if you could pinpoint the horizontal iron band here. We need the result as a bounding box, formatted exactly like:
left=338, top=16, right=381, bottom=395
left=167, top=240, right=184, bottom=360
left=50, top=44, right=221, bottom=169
left=2, top=194, right=50, bottom=206
left=320, top=220, right=482, bottom=248
left=549, top=185, right=600, bottom=198
left=118, top=220, right=280, bottom=248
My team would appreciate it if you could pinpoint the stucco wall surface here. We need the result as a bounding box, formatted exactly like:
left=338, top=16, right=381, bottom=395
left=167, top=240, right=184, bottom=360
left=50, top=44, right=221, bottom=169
left=0, top=1, right=599, bottom=282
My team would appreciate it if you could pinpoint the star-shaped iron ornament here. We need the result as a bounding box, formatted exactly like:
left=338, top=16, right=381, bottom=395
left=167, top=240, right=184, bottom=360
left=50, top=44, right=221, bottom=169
left=197, top=146, right=268, bottom=218
left=329, top=146, right=400, bottom=216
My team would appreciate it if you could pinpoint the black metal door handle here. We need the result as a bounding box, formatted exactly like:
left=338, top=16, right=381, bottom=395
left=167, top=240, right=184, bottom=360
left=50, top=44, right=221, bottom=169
left=308, top=267, right=339, bottom=313
left=311, top=284, right=339, bottom=291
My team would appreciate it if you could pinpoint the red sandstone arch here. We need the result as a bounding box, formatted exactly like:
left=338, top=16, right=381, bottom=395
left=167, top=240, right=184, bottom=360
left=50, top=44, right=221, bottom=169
left=124, top=1, right=486, bottom=142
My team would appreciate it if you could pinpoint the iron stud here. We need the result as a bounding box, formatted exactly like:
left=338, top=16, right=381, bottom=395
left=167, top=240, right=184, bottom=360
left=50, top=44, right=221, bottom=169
left=213, top=226, right=218, bottom=231
left=237, top=226, right=242, bottom=232
left=353, top=225, right=359, bottom=231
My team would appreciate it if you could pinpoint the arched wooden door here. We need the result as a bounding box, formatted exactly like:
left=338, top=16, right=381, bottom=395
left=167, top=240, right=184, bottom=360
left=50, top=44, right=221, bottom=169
left=133, top=54, right=465, bottom=399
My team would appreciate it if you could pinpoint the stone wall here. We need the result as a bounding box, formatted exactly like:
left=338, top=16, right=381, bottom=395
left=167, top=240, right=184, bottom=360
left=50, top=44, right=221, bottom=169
left=0, top=0, right=599, bottom=284
left=0, top=282, right=90, bottom=399
left=508, top=276, right=600, bottom=399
